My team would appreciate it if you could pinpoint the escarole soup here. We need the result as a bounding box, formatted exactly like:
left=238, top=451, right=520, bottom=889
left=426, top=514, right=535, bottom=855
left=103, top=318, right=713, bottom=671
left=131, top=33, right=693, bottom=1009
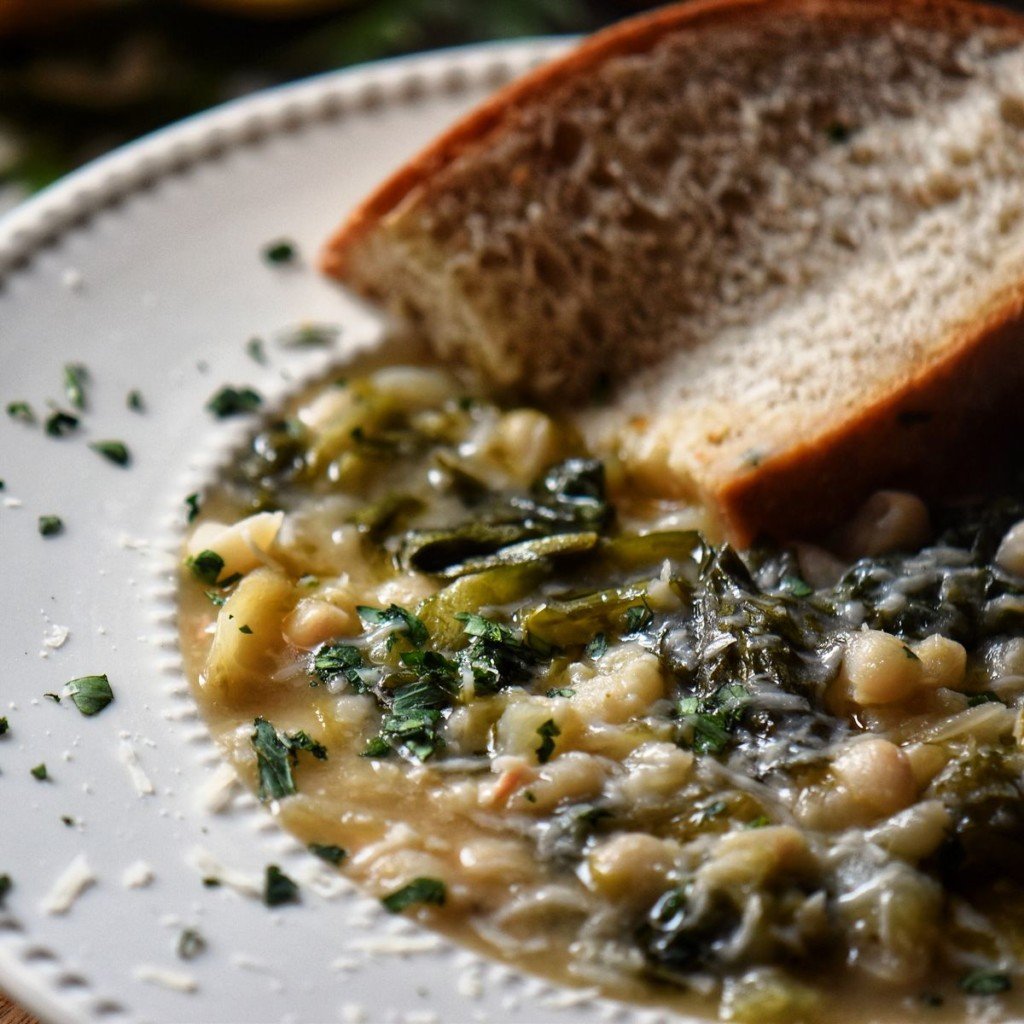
left=180, top=364, right=1024, bottom=1023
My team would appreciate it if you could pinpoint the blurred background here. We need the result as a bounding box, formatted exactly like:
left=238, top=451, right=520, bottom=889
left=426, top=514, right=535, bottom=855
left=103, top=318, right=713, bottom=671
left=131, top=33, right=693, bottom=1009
left=2, top=0, right=1024, bottom=215
left=0, top=0, right=660, bottom=214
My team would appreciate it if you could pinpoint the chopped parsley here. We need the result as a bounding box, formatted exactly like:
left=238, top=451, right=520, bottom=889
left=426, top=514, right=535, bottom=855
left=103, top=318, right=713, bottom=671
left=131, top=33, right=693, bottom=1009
left=358, top=604, right=428, bottom=648
left=967, top=691, right=1003, bottom=707
left=6, top=400, right=34, bottom=422
left=127, top=389, right=145, bottom=412
left=206, top=386, right=263, bottom=418
left=176, top=929, right=207, bottom=960
left=250, top=717, right=327, bottom=801
left=676, top=683, right=749, bottom=755
left=44, top=409, right=79, bottom=437
left=0, top=875, right=10, bottom=906
left=89, top=440, right=131, bottom=467
left=38, top=515, right=64, bottom=537
left=0, top=717, right=8, bottom=736
left=535, top=719, right=561, bottom=764
left=308, top=843, right=347, bottom=866
left=245, top=337, right=267, bottom=364
left=960, top=970, right=1012, bottom=996
left=30, top=763, right=48, bottom=781
left=263, top=865, right=300, bottom=907
left=188, top=549, right=224, bottom=586
left=381, top=877, right=446, bottom=913
left=67, top=674, right=114, bottom=716
left=781, top=575, right=814, bottom=598
left=624, top=603, right=653, bottom=633
left=361, top=737, right=391, bottom=758
left=43, top=692, right=61, bottom=703
left=185, top=493, right=201, bottom=523
left=585, top=632, right=608, bottom=659
left=277, top=323, right=339, bottom=348
left=546, top=687, right=576, bottom=699
left=262, top=240, right=296, bottom=265
left=63, top=364, right=88, bottom=410
left=311, top=644, right=367, bottom=689
left=238, top=624, right=253, bottom=634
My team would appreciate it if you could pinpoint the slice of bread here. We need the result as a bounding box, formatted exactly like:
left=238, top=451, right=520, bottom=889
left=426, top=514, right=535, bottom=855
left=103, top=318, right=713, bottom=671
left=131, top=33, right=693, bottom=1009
left=322, top=0, right=1024, bottom=544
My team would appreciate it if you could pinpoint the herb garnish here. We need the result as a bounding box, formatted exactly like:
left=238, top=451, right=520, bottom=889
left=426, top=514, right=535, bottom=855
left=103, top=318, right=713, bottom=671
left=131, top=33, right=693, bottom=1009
left=127, top=390, right=145, bottom=412
left=177, top=929, right=207, bottom=960
left=89, top=440, right=130, bottom=467
left=238, top=624, right=253, bottom=634
left=381, top=877, right=446, bottom=913
left=311, top=644, right=369, bottom=690
left=262, top=240, right=296, bottom=265
left=277, top=323, right=339, bottom=348
left=245, top=337, right=267, bottom=364
left=0, top=718, right=7, bottom=736
left=44, top=410, right=79, bottom=437
left=63, top=364, right=88, bottom=410
left=6, top=401, right=34, bottom=422
left=308, top=843, right=347, bottom=866
left=38, top=515, right=63, bottom=537
left=358, top=604, right=428, bottom=648
left=206, top=386, right=263, bottom=418
left=624, top=603, right=653, bottom=633
left=361, top=737, right=391, bottom=758
left=30, top=763, right=48, bottom=780
left=188, top=550, right=225, bottom=585
left=263, top=865, right=300, bottom=907
left=676, top=684, right=749, bottom=755
left=0, top=875, right=11, bottom=905
left=250, top=717, right=327, bottom=801
left=546, top=687, right=575, bottom=699
left=67, top=674, right=114, bottom=716
left=43, top=692, right=61, bottom=703
left=185, top=493, right=201, bottom=523
left=535, top=719, right=561, bottom=764
left=585, top=633, right=608, bottom=659
left=960, top=970, right=1012, bottom=995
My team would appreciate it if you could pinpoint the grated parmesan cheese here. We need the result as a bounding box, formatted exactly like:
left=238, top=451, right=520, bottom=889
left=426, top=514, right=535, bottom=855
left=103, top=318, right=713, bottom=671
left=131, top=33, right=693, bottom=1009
left=40, top=853, right=96, bottom=915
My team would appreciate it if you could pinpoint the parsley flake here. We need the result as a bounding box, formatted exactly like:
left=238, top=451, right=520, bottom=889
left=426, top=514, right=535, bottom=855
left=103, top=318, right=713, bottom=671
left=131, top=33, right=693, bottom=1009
left=782, top=575, right=814, bottom=598
left=185, top=493, right=201, bottom=523
left=0, top=717, right=8, bottom=736
left=127, top=390, right=145, bottom=412
left=0, top=875, right=11, bottom=906
left=6, top=400, right=34, bottom=422
left=262, top=240, right=297, bottom=265
left=63, top=364, right=88, bottom=410
left=31, top=763, right=48, bottom=781
left=45, top=409, right=79, bottom=437
left=308, top=843, right=347, bottom=866
left=381, top=877, right=446, bottom=913
left=177, top=929, right=207, bottom=960
left=188, top=549, right=224, bottom=585
left=250, top=718, right=327, bottom=801
left=89, top=440, right=131, bottom=467
left=238, top=624, right=253, bottom=634
left=624, top=603, right=653, bottom=633
left=38, top=515, right=64, bottom=537
left=358, top=604, right=428, bottom=648
left=206, top=386, right=262, bottom=418
left=277, top=323, right=339, bottom=348
left=361, top=737, right=391, bottom=758
left=67, top=674, right=114, bottom=716
left=960, top=971, right=1012, bottom=996
left=264, top=865, right=300, bottom=907
left=585, top=632, right=608, bottom=659
left=245, top=337, right=267, bottom=364
left=535, top=719, right=561, bottom=764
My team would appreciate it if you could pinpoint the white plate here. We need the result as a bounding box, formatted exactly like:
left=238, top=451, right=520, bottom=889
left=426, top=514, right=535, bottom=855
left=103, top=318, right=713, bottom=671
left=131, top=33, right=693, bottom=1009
left=0, top=40, right=692, bottom=1024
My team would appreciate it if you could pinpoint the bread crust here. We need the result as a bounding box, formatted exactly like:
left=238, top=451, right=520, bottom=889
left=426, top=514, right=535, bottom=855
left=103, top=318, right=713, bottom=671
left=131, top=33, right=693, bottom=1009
left=320, top=0, right=1024, bottom=544
left=321, top=0, right=1024, bottom=277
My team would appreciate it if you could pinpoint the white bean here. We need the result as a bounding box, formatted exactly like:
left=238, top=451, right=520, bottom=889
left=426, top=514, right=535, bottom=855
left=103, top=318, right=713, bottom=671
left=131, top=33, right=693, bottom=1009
left=831, top=738, right=917, bottom=820
left=839, top=490, right=930, bottom=558
left=587, top=833, right=678, bottom=904
left=996, top=519, right=1024, bottom=578
left=840, top=630, right=921, bottom=705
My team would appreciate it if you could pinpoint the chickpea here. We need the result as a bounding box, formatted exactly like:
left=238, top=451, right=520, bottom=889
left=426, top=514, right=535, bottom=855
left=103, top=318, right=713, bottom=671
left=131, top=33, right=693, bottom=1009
left=996, top=519, right=1024, bottom=578
left=913, top=634, right=966, bottom=690
left=840, top=630, right=922, bottom=705
left=588, top=833, right=678, bottom=905
left=838, top=490, right=930, bottom=558
left=832, top=738, right=918, bottom=820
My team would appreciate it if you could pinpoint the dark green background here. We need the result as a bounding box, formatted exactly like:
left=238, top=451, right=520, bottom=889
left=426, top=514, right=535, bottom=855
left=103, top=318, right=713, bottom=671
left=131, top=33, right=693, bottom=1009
left=1, top=0, right=1023, bottom=201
